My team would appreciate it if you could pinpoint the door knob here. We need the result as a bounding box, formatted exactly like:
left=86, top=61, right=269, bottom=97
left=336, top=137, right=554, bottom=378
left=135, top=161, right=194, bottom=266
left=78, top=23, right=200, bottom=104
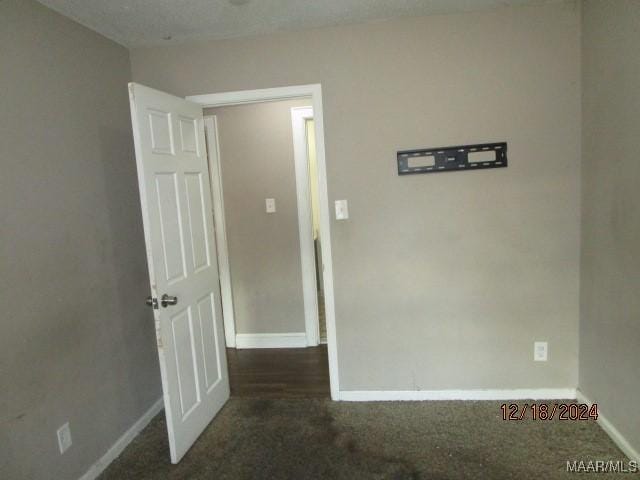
left=161, top=294, right=178, bottom=308
left=145, top=296, right=158, bottom=309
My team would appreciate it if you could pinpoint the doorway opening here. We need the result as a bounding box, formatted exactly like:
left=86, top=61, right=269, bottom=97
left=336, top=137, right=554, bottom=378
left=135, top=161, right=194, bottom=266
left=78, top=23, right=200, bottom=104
left=191, top=84, right=339, bottom=401
left=303, top=115, right=326, bottom=344
left=199, top=91, right=335, bottom=399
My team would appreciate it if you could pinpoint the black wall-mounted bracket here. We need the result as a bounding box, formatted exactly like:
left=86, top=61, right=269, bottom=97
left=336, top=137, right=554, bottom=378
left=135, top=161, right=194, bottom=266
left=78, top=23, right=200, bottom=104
left=397, top=142, right=507, bottom=175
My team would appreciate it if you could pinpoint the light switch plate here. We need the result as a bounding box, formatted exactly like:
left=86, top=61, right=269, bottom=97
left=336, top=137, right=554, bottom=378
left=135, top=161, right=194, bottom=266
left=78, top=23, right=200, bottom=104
left=335, top=200, right=349, bottom=220
left=265, top=198, right=276, bottom=213
left=534, top=341, right=548, bottom=362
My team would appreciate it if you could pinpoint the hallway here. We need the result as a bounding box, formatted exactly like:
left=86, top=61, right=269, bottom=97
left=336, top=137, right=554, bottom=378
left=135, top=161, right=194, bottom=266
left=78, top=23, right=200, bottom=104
left=227, top=346, right=330, bottom=398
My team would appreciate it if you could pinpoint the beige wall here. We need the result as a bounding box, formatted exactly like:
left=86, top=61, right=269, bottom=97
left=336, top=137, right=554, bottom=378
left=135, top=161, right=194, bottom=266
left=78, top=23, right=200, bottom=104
left=205, top=99, right=311, bottom=334
left=133, top=2, right=583, bottom=392
left=580, top=0, right=640, bottom=456
left=0, top=1, right=160, bottom=478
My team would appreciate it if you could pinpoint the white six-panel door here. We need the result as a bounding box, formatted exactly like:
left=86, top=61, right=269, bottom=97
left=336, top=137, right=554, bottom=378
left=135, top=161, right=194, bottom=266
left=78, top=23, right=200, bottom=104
left=128, top=83, right=229, bottom=464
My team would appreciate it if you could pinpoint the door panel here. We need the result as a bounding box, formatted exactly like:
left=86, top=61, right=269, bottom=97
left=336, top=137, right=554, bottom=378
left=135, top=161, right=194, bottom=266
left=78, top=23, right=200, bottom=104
left=184, top=172, right=211, bottom=272
left=128, top=83, right=229, bottom=464
left=179, top=116, right=199, bottom=154
left=196, top=293, right=223, bottom=390
left=155, top=172, right=187, bottom=283
left=148, top=109, right=174, bottom=154
left=171, top=307, right=201, bottom=418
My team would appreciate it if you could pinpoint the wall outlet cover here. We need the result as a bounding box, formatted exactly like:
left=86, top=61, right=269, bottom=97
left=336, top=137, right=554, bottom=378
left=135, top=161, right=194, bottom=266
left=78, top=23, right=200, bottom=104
left=57, top=422, right=72, bottom=454
left=534, top=341, right=548, bottom=362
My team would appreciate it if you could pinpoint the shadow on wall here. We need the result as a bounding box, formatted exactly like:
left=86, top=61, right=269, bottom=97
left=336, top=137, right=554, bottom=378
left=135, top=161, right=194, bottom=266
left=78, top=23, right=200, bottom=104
left=98, top=125, right=161, bottom=400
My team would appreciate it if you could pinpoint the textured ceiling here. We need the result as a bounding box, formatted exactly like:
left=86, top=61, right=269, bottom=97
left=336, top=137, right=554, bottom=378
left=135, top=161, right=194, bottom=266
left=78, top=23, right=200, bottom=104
left=38, top=0, right=556, bottom=48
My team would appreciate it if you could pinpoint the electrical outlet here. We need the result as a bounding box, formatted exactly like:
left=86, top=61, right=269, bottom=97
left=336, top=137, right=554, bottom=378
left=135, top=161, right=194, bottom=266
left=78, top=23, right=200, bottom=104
left=57, top=422, right=72, bottom=454
left=534, top=341, right=548, bottom=362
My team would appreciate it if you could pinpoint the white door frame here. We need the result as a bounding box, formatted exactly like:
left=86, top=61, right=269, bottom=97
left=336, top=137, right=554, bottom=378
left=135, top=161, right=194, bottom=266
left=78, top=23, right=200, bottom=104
left=188, top=85, right=340, bottom=400
left=290, top=106, right=319, bottom=347
left=203, top=116, right=236, bottom=347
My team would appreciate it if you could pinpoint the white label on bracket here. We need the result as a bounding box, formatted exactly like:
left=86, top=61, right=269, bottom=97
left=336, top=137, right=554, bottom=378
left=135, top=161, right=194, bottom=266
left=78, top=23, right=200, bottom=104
left=408, top=155, right=435, bottom=168
left=468, top=150, right=496, bottom=163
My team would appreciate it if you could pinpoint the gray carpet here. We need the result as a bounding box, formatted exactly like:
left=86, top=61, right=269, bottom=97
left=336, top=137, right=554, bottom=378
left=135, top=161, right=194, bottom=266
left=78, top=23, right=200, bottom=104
left=99, top=398, right=627, bottom=479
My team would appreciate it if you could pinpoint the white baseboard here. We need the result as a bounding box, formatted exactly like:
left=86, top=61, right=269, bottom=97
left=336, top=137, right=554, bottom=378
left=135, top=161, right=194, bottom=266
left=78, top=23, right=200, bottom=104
left=235, top=333, right=307, bottom=349
left=78, top=397, right=163, bottom=480
left=338, top=388, right=577, bottom=402
left=576, top=389, right=640, bottom=462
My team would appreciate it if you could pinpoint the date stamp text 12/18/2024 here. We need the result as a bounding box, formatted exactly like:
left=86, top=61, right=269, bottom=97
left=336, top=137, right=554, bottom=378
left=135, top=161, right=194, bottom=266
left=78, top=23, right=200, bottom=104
left=501, top=403, right=598, bottom=421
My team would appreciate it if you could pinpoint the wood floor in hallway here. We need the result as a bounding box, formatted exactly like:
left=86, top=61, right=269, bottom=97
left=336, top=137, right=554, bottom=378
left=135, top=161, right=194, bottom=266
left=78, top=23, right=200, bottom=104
left=226, top=345, right=330, bottom=398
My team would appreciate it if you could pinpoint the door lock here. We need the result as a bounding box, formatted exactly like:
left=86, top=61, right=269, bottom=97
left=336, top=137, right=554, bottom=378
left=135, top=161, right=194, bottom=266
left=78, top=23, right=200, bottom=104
left=145, top=296, right=158, bottom=309
left=161, top=294, right=178, bottom=308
